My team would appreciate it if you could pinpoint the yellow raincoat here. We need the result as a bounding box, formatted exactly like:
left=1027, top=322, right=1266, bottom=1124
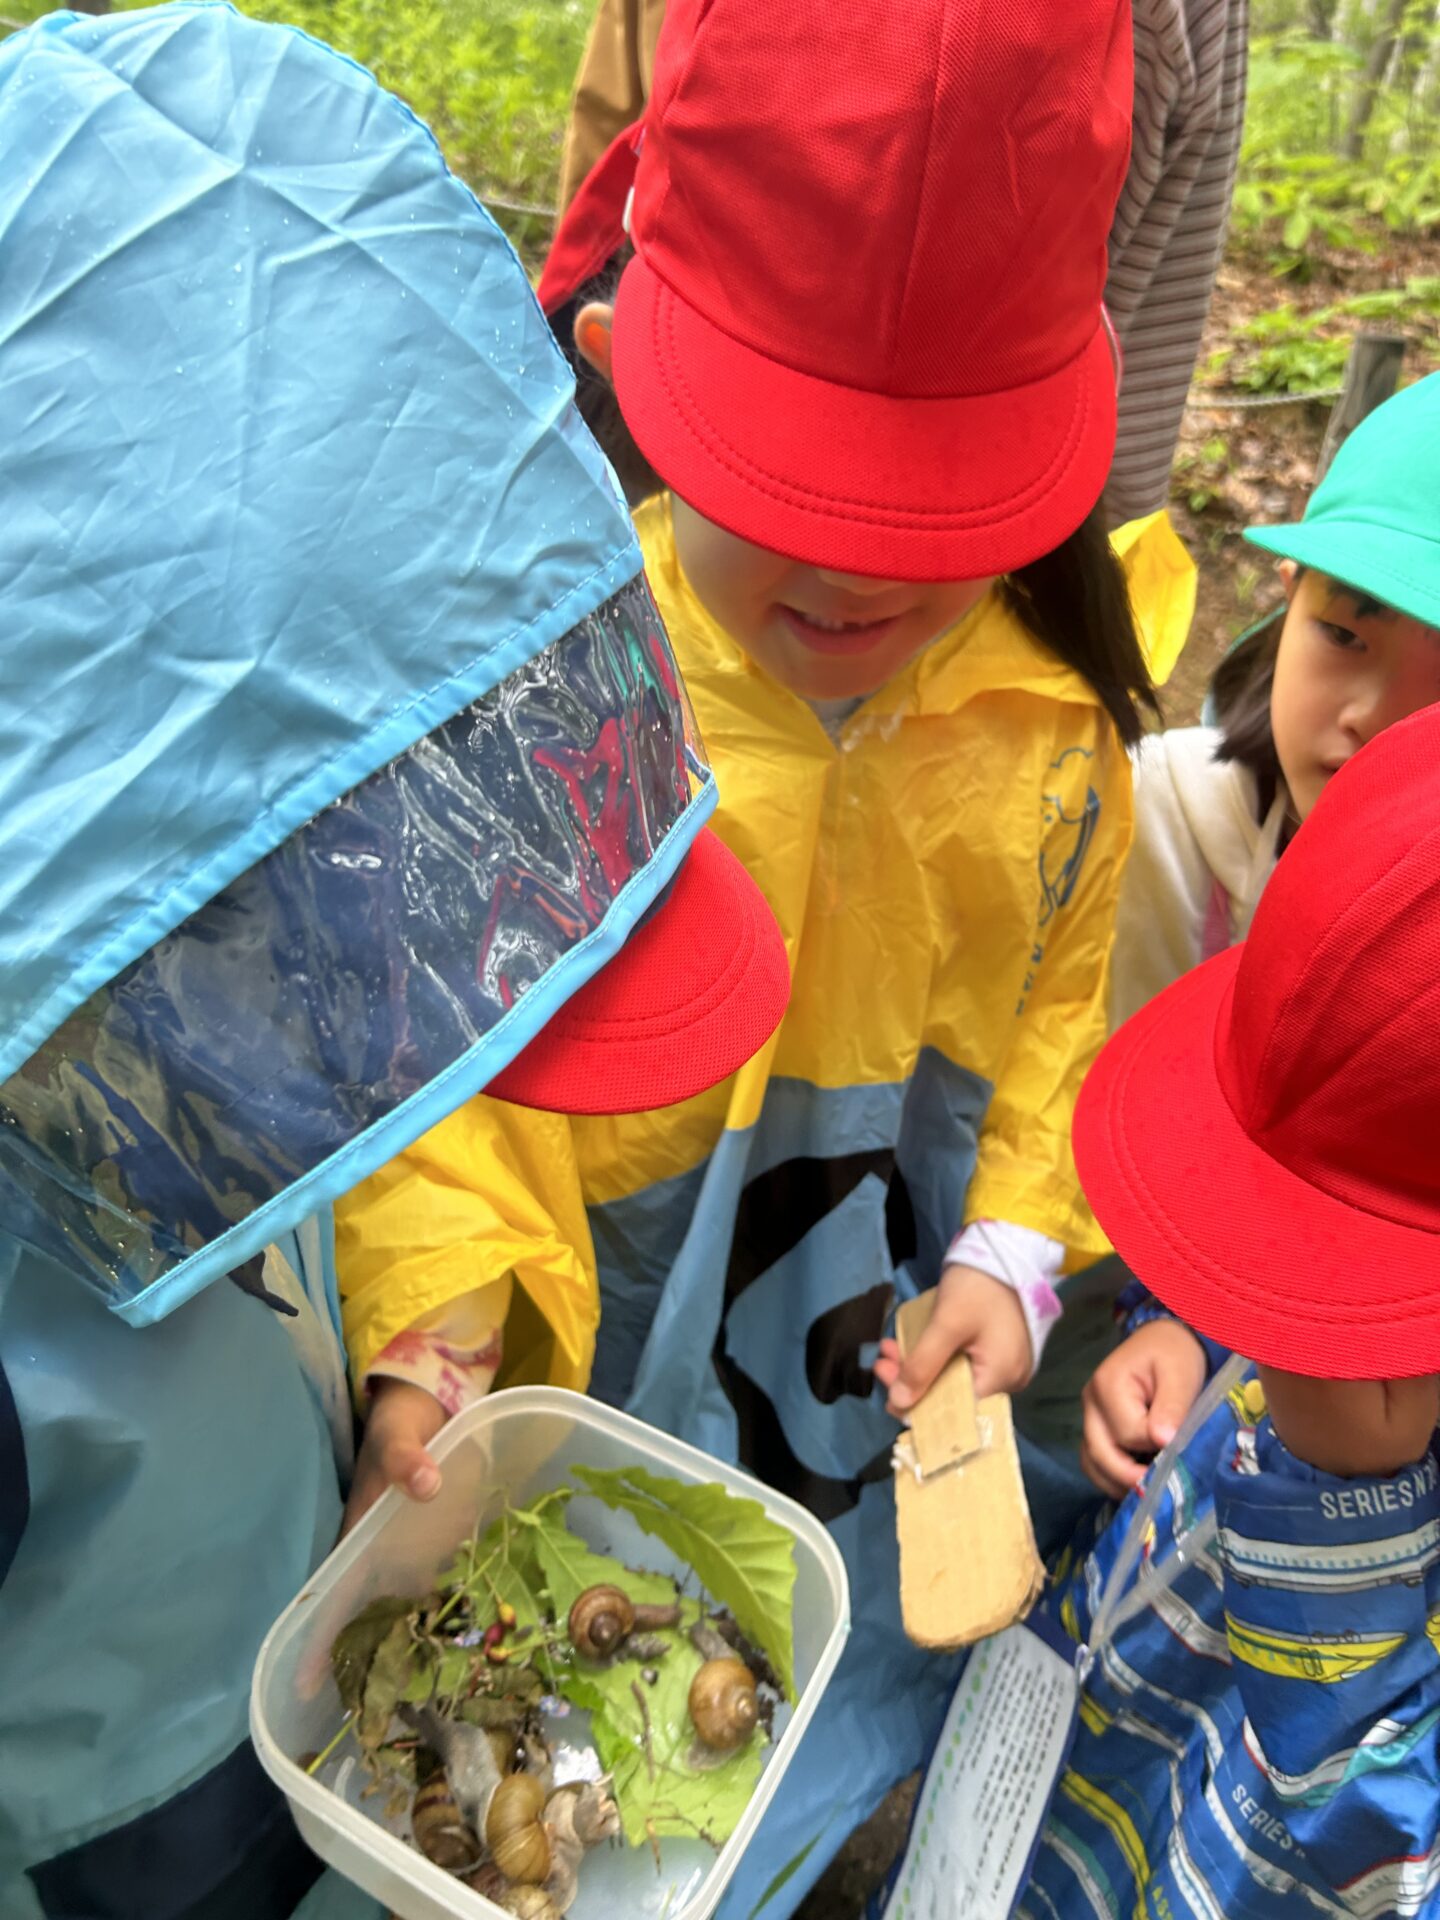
left=335, top=499, right=1192, bottom=1917
left=338, top=500, right=1190, bottom=1389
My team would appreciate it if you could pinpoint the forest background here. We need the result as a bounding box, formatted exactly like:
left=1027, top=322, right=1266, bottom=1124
left=6, top=0, right=1439, bottom=708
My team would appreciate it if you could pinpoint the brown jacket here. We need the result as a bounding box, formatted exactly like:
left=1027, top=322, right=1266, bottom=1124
left=557, top=0, right=667, bottom=212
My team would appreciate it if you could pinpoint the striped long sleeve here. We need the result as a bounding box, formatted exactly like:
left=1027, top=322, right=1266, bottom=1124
left=1104, top=0, right=1249, bottom=525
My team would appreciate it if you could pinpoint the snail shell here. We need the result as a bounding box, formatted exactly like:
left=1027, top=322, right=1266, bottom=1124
left=688, top=1657, right=759, bottom=1751
left=499, top=1889, right=561, bottom=1920
left=486, top=1771, right=551, bottom=1884
left=567, top=1584, right=635, bottom=1659
left=411, top=1776, right=483, bottom=1872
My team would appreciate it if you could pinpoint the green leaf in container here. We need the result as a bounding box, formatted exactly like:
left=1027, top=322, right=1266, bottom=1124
left=584, top=1610, right=763, bottom=1847
left=431, top=1643, right=475, bottom=1704
left=527, top=1510, right=678, bottom=1626
left=399, top=1655, right=437, bottom=1707
left=573, top=1465, right=797, bottom=1699
left=330, top=1595, right=415, bottom=1715
left=359, top=1617, right=419, bottom=1749
left=444, top=1513, right=550, bottom=1634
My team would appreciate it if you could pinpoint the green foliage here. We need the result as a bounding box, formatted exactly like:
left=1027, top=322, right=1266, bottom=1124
left=218, top=0, right=589, bottom=203
left=325, top=1469, right=797, bottom=1858
left=586, top=1602, right=766, bottom=1849
left=575, top=1464, right=799, bottom=1701
left=1238, top=14, right=1440, bottom=264
left=1204, top=279, right=1440, bottom=393
left=330, top=1595, right=415, bottom=1715
left=1175, top=435, right=1232, bottom=515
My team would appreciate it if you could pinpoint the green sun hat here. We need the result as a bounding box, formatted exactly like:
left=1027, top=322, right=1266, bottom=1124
left=1244, top=371, right=1440, bottom=630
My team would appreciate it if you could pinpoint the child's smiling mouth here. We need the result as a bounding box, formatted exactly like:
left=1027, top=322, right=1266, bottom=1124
left=777, top=605, right=904, bottom=656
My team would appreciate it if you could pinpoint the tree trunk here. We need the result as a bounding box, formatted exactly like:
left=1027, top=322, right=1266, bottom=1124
left=1345, top=0, right=1409, bottom=156
left=1415, top=0, right=1440, bottom=112
left=1316, top=334, right=1406, bottom=484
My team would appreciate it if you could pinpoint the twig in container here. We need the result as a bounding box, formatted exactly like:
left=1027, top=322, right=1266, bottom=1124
left=631, top=1678, right=655, bottom=1780
left=304, top=1714, right=357, bottom=1777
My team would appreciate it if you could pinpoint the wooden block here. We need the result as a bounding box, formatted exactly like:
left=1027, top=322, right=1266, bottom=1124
left=895, top=1391, right=1044, bottom=1649
left=895, top=1292, right=981, bottom=1476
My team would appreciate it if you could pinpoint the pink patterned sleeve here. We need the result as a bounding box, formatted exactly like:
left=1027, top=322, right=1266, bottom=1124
left=364, top=1281, right=510, bottom=1418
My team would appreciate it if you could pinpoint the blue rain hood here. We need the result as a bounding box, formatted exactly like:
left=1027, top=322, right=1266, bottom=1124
left=0, top=4, right=716, bottom=1325
left=0, top=1, right=642, bottom=1085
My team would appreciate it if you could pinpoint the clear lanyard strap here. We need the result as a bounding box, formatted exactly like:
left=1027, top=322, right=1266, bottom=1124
left=1082, top=1352, right=1249, bottom=1675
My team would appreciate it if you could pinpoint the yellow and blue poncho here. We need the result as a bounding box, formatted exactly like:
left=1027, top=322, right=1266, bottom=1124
left=338, top=497, right=1194, bottom=1914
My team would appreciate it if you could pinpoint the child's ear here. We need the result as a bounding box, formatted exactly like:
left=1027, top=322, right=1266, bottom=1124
left=1278, top=559, right=1300, bottom=603
left=574, top=302, right=615, bottom=385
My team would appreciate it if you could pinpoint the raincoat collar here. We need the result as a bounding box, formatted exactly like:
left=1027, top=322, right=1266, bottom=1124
left=636, top=497, right=1190, bottom=733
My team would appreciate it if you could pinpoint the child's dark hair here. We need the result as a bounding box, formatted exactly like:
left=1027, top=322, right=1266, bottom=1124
left=550, top=249, right=1157, bottom=746
left=1211, top=609, right=1284, bottom=821
left=549, top=246, right=665, bottom=508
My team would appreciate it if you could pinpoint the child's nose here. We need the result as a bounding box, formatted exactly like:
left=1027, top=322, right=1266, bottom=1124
left=1341, top=676, right=1390, bottom=744
left=813, top=569, right=906, bottom=596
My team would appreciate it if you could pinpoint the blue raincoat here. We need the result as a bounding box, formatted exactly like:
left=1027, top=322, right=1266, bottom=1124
left=0, top=8, right=716, bottom=1913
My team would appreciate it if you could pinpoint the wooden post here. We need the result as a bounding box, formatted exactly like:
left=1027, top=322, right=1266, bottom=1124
left=1315, top=332, right=1406, bottom=483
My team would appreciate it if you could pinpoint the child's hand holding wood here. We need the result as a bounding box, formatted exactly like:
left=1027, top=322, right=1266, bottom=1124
left=874, top=1266, right=1033, bottom=1414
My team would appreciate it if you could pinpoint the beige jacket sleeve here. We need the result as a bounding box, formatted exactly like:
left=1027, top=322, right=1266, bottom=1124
left=557, top=0, right=667, bottom=211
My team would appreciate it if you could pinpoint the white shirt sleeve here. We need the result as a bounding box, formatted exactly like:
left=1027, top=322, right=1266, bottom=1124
left=944, top=1218, right=1066, bottom=1370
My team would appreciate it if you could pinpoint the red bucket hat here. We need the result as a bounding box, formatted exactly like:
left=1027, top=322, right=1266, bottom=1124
left=1075, top=702, right=1440, bottom=1381
left=489, top=827, right=786, bottom=1113
left=585, top=0, right=1132, bottom=582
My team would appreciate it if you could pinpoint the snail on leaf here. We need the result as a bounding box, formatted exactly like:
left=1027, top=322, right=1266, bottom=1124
left=566, top=1584, right=680, bottom=1661
left=688, top=1657, right=759, bottom=1753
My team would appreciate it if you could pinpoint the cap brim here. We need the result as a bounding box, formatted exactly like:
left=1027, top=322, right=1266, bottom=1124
left=613, top=252, right=1116, bottom=581
left=1245, top=521, right=1440, bottom=631
left=487, top=829, right=789, bottom=1114
left=1074, top=951, right=1440, bottom=1380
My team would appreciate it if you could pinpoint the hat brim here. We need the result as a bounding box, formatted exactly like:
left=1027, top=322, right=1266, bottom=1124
left=1245, top=520, right=1440, bottom=632
left=1074, top=949, right=1440, bottom=1380
left=613, top=252, right=1117, bottom=582
left=488, top=829, right=789, bottom=1114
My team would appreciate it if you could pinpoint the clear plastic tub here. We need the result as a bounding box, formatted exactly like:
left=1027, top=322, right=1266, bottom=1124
left=251, top=1385, right=850, bottom=1920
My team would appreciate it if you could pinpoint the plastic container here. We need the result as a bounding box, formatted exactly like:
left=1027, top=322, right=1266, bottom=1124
left=251, top=1386, right=850, bottom=1920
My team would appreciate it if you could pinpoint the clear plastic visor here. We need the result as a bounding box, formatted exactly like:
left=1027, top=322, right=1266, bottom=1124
left=0, top=574, right=710, bottom=1318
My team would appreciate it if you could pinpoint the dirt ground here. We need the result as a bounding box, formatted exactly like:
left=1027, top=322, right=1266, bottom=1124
left=791, top=238, right=1440, bottom=1920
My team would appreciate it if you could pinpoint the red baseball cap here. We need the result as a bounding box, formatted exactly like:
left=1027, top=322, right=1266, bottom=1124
left=1075, top=702, right=1440, bottom=1380
left=603, top=0, right=1132, bottom=582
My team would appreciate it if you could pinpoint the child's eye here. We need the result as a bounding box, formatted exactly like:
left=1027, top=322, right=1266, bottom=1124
left=1319, top=620, right=1363, bottom=651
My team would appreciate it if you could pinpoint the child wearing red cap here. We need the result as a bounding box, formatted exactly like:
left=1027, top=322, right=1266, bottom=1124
left=883, top=698, right=1440, bottom=1920
left=339, top=0, right=1195, bottom=1908
left=553, top=0, right=1248, bottom=531
left=1083, top=373, right=1440, bottom=1504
